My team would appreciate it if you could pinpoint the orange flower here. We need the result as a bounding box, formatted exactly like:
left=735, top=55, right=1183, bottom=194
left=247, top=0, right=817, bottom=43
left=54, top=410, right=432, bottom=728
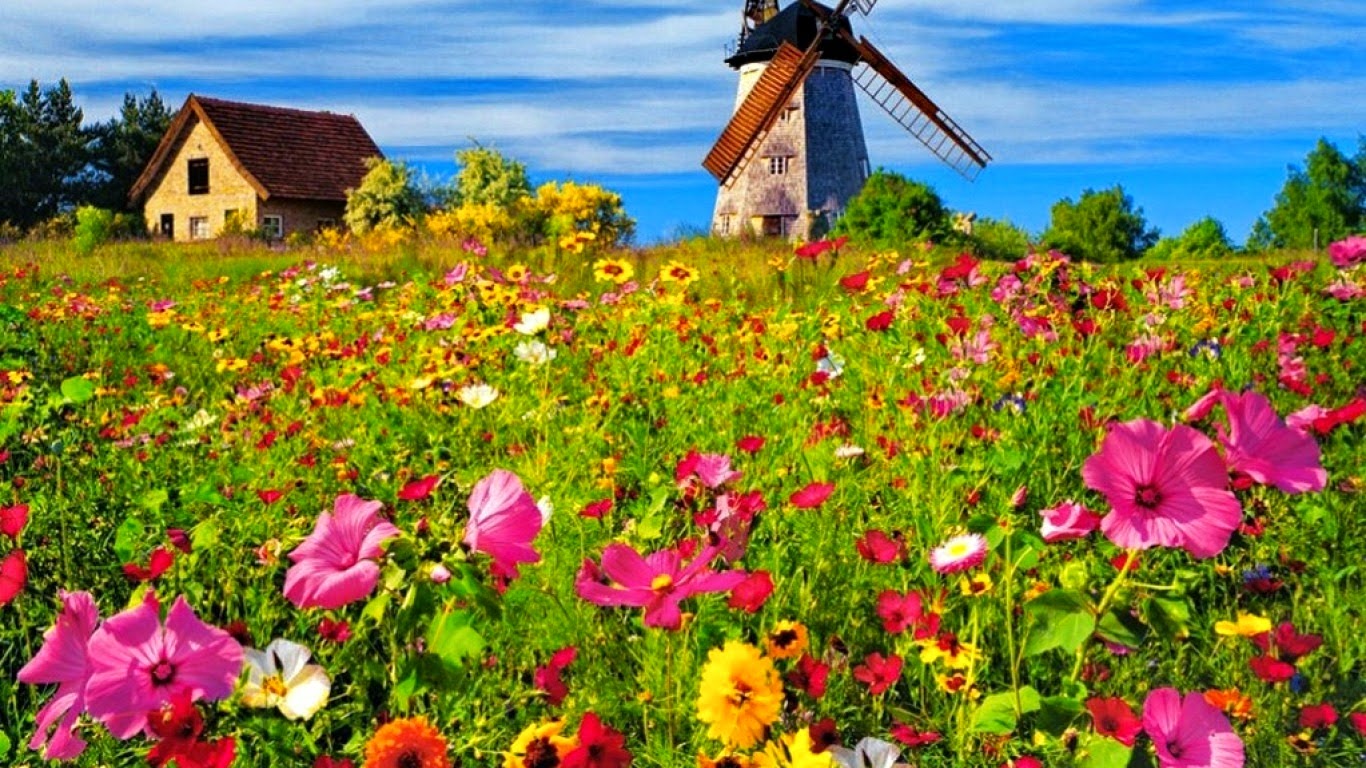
left=363, top=717, right=451, bottom=768
left=1203, top=688, right=1254, bottom=721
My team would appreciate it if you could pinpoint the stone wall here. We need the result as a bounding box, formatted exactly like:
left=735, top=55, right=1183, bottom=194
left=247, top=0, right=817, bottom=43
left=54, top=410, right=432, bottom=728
left=141, top=119, right=258, bottom=241
left=260, top=198, right=347, bottom=239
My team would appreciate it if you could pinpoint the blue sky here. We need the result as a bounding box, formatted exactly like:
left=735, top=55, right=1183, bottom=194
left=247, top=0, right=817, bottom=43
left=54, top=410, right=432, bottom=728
left=4, top=0, right=1363, bottom=244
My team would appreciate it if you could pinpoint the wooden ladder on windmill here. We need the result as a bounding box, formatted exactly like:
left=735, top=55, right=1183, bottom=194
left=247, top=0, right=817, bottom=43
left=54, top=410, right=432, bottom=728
left=704, top=41, right=815, bottom=188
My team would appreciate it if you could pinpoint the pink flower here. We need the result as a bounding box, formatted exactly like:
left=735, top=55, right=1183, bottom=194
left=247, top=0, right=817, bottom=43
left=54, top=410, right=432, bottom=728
left=16, top=591, right=100, bottom=760
left=1329, top=235, right=1366, bottom=268
left=84, top=593, right=243, bottom=740
left=1, top=503, right=28, bottom=539
left=852, top=652, right=903, bottom=695
left=1142, top=688, right=1244, bottom=768
left=789, top=482, right=835, bottom=509
left=676, top=451, right=742, bottom=490
left=929, top=533, right=987, bottom=574
left=1211, top=390, right=1326, bottom=494
left=1082, top=420, right=1242, bottom=559
left=856, top=529, right=903, bottom=564
left=398, top=474, right=440, bottom=501
left=875, top=590, right=938, bottom=638
left=534, top=646, right=577, bottom=706
left=728, top=570, right=775, bottom=613
left=574, top=543, right=746, bottom=630
left=462, top=469, right=545, bottom=579
left=284, top=494, right=401, bottom=609
left=1040, top=500, right=1102, bottom=542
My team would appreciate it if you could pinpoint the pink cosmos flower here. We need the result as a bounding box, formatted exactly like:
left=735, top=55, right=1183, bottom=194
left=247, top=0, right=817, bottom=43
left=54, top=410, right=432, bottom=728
left=929, top=533, right=987, bottom=574
left=284, top=494, right=401, bottom=609
left=1142, top=688, right=1245, bottom=768
left=790, top=482, right=835, bottom=509
left=16, top=590, right=100, bottom=760
left=1040, top=500, right=1102, bottom=542
left=84, top=592, right=243, bottom=740
left=463, top=469, right=545, bottom=579
left=1082, top=420, right=1242, bottom=559
left=574, top=543, right=746, bottom=630
left=675, top=451, right=742, bottom=490
left=1210, top=390, right=1326, bottom=494
left=1329, top=235, right=1366, bottom=268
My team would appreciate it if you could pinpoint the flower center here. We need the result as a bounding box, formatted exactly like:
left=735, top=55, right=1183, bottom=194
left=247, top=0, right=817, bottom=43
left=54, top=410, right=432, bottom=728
left=1135, top=483, right=1162, bottom=509
left=1167, top=739, right=1184, bottom=758
left=524, top=738, right=561, bottom=768
left=263, top=675, right=288, bottom=698
left=151, top=660, right=176, bottom=686
left=397, top=750, right=423, bottom=768
left=729, top=681, right=754, bottom=707
left=650, top=574, right=674, bottom=593
left=771, top=629, right=799, bottom=649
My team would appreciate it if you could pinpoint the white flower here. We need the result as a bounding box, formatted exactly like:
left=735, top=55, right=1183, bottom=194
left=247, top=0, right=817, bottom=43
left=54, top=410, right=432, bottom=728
left=536, top=495, right=554, bottom=524
left=831, top=737, right=905, bottom=768
left=816, top=349, right=845, bottom=378
left=514, top=340, right=557, bottom=365
left=834, top=443, right=865, bottom=459
left=513, top=307, right=551, bottom=335
left=241, top=639, right=331, bottom=720
left=457, top=383, right=499, bottom=409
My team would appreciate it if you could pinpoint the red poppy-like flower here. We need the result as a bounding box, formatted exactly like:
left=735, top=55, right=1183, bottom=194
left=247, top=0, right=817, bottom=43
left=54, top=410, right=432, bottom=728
left=856, top=529, right=903, bottom=564
left=123, top=546, right=175, bottom=582
left=1, top=549, right=26, bottom=606
left=1299, top=703, right=1337, bottom=730
left=727, top=570, right=775, bottom=613
left=1, top=503, right=28, bottom=539
left=736, top=435, right=765, bottom=454
left=852, top=652, right=902, bottom=695
left=398, top=474, right=440, bottom=501
left=785, top=653, right=830, bottom=700
left=876, top=590, right=938, bottom=637
left=865, top=310, right=894, bottom=332
left=1087, top=696, right=1143, bottom=746
left=789, top=482, right=834, bottom=509
left=534, top=646, right=577, bottom=706
left=889, top=722, right=941, bottom=748
left=317, top=618, right=351, bottom=645
left=563, top=712, right=631, bottom=768
left=1248, top=655, right=1295, bottom=683
left=580, top=499, right=613, bottom=519
left=839, top=271, right=870, bottom=292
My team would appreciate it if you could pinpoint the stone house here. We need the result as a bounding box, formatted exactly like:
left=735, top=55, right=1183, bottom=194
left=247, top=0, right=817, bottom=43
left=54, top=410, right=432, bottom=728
left=128, top=94, right=381, bottom=241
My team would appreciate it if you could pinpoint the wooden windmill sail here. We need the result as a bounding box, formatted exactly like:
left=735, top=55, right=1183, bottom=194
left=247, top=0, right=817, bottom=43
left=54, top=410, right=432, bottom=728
left=705, top=0, right=990, bottom=238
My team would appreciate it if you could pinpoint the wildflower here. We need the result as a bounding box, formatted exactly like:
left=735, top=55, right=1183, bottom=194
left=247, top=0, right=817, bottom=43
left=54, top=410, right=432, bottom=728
left=1039, top=500, right=1101, bottom=543
left=563, top=712, right=631, bottom=768
left=929, top=533, right=987, bottom=574
left=1203, top=689, right=1253, bottom=721
left=575, top=543, right=745, bottom=629
left=123, top=545, right=175, bottom=582
left=1087, top=696, right=1142, bottom=746
left=696, top=641, right=783, bottom=749
left=1299, top=703, right=1337, bottom=730
left=699, top=751, right=754, bottom=768
left=676, top=451, right=743, bottom=490
left=515, top=340, right=558, bottom=365
left=1, top=548, right=26, bottom=606
left=1142, top=688, right=1245, bottom=768
left=1329, top=235, right=1366, bottom=268
left=727, top=570, right=775, bottom=613
left=1081, top=419, right=1242, bottom=559
left=0, top=503, right=28, bottom=538
left=1214, top=613, right=1272, bottom=638
left=888, top=723, right=941, bottom=748
left=240, top=638, right=331, bottom=720
left=317, top=617, right=351, bottom=645
left=457, top=383, right=500, bottom=409
left=593, top=258, right=635, bottom=285
left=789, top=482, right=835, bottom=509
left=16, top=590, right=99, bottom=759
left=463, top=469, right=545, bottom=580
left=146, top=691, right=237, bottom=768
left=918, top=633, right=980, bottom=670
left=398, top=474, right=441, bottom=501
left=754, top=728, right=836, bottom=768
left=84, top=592, right=243, bottom=739
left=660, top=261, right=700, bottom=287
left=764, top=620, right=809, bottom=660
left=364, top=716, right=451, bottom=768
left=1209, top=390, right=1327, bottom=494
left=876, top=589, right=938, bottom=636
left=535, top=646, right=577, bottom=706
left=284, top=494, right=401, bottom=610
left=785, top=653, right=830, bottom=700
left=736, top=435, right=765, bottom=454
left=514, top=307, right=551, bottom=335
left=959, top=573, right=993, bottom=597
left=853, top=652, right=903, bottom=695
left=856, top=529, right=903, bottom=564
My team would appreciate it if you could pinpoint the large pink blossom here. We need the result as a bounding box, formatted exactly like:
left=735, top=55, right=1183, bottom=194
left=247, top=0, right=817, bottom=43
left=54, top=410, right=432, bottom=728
left=284, top=494, right=401, bottom=609
left=16, top=590, right=100, bottom=760
left=1210, top=390, right=1326, bottom=494
left=1329, top=235, right=1366, bottom=268
left=84, top=593, right=243, bottom=739
left=1142, top=688, right=1244, bottom=768
left=462, top=469, right=545, bottom=579
left=1082, top=420, right=1241, bottom=559
left=574, top=543, right=746, bottom=629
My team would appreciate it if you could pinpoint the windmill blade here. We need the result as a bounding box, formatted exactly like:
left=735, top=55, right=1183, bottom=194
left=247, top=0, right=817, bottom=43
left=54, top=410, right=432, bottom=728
left=703, top=40, right=823, bottom=185
left=842, top=33, right=991, bottom=180
left=850, top=0, right=877, bottom=15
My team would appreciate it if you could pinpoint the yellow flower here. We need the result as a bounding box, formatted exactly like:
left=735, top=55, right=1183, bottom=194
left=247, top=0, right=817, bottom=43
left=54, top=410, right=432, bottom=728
left=660, top=261, right=700, bottom=287
left=764, top=620, right=809, bottom=660
left=696, top=641, right=784, bottom=749
left=752, top=728, right=835, bottom=768
left=699, top=751, right=755, bottom=768
left=918, top=634, right=981, bottom=670
left=959, top=573, right=993, bottom=597
left=363, top=716, right=451, bottom=768
left=593, top=258, right=635, bottom=285
left=1214, top=612, right=1272, bottom=638
left=505, top=719, right=576, bottom=768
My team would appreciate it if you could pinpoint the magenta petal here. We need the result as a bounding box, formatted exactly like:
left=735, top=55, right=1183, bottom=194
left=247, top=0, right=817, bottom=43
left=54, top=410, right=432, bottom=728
left=463, top=469, right=543, bottom=577
left=601, top=543, right=670, bottom=589
left=161, top=597, right=243, bottom=702
left=84, top=592, right=164, bottom=738
left=284, top=494, right=398, bottom=609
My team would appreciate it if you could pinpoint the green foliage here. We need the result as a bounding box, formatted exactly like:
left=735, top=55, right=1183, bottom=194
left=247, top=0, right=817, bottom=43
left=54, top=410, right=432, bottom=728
left=1146, top=216, right=1235, bottom=261
left=0, top=80, right=89, bottom=229
left=1248, top=137, right=1366, bottom=250
left=532, top=179, right=635, bottom=249
left=344, top=157, right=426, bottom=234
left=449, top=144, right=532, bottom=208
left=1041, top=185, right=1158, bottom=262
left=969, top=216, right=1033, bottom=261
left=86, top=90, right=172, bottom=211
left=833, top=170, right=952, bottom=246
left=72, top=205, right=114, bottom=255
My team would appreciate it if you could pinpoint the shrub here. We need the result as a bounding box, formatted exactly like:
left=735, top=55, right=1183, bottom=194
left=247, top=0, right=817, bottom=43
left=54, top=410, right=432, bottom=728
left=969, top=216, right=1033, bottom=261
left=833, top=170, right=952, bottom=246
left=344, top=157, right=426, bottom=234
left=449, top=145, right=532, bottom=208
left=1146, top=216, right=1235, bottom=261
left=1041, top=185, right=1158, bottom=263
left=532, top=180, right=635, bottom=250
left=72, top=205, right=115, bottom=255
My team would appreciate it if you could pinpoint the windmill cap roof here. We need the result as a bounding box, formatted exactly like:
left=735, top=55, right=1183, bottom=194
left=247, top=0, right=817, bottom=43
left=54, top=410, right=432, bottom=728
left=726, top=1, right=861, bottom=68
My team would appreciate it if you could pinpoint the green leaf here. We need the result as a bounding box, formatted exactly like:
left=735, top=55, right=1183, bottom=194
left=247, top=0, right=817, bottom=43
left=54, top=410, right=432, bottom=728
left=1077, top=733, right=1133, bottom=768
left=1025, top=590, right=1096, bottom=655
left=181, top=481, right=226, bottom=507
left=0, top=730, right=11, bottom=759
left=1097, top=607, right=1147, bottom=649
left=140, top=488, right=169, bottom=513
left=361, top=592, right=391, bottom=625
left=1037, top=695, right=1086, bottom=736
left=970, top=686, right=1040, bottom=734
left=1145, top=596, right=1192, bottom=640
left=190, top=520, right=220, bottom=551
left=426, top=604, right=485, bottom=668
left=60, top=376, right=95, bottom=404
left=113, top=516, right=145, bottom=563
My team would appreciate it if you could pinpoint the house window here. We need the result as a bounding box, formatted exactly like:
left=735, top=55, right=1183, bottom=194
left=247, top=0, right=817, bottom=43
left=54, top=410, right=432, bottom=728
left=159, top=213, right=174, bottom=239
left=768, top=156, right=791, bottom=175
left=188, top=159, right=209, bottom=195
left=189, top=216, right=210, bottom=240
left=761, top=215, right=785, bottom=237
left=261, top=215, right=283, bottom=240
left=779, top=104, right=799, bottom=122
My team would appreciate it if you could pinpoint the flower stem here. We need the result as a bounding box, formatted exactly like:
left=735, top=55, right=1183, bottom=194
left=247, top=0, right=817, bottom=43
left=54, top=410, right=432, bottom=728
left=1070, top=548, right=1138, bottom=684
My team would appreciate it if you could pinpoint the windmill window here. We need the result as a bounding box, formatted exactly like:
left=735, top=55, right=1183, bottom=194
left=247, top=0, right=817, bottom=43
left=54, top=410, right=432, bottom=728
left=768, top=156, right=791, bottom=175
left=187, top=158, right=209, bottom=195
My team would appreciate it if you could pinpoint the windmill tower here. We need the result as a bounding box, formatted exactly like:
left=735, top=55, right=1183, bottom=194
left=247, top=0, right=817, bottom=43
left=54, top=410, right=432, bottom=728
left=705, top=0, right=991, bottom=239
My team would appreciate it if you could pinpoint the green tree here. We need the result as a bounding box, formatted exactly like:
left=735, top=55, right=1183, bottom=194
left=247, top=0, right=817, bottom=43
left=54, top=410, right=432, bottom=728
left=833, top=170, right=951, bottom=246
left=0, top=80, right=92, bottom=229
left=344, top=157, right=425, bottom=234
left=1146, top=216, right=1235, bottom=261
left=87, top=89, right=173, bottom=210
left=1041, top=185, right=1158, bottom=263
left=1248, top=137, right=1365, bottom=250
left=969, top=216, right=1033, bottom=261
left=449, top=144, right=532, bottom=208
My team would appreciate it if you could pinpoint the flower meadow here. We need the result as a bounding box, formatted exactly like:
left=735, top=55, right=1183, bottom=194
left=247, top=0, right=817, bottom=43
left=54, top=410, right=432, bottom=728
left=2, top=237, right=1366, bottom=768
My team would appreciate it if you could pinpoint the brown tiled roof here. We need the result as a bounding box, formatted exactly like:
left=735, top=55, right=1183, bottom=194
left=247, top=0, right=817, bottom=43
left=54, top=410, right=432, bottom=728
left=129, top=94, right=382, bottom=204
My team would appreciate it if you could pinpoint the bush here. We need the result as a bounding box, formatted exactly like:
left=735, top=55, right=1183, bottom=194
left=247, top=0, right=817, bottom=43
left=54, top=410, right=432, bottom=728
left=532, top=180, right=635, bottom=251
left=344, top=157, right=426, bottom=234
left=969, top=217, right=1033, bottom=261
left=72, top=205, right=114, bottom=255
left=449, top=145, right=532, bottom=208
left=1146, top=216, right=1235, bottom=261
left=1248, top=137, right=1365, bottom=251
left=1041, top=185, right=1158, bottom=263
left=833, top=170, right=952, bottom=246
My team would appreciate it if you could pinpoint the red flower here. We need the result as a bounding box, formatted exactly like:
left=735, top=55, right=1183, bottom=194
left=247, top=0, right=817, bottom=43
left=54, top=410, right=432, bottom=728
left=1299, top=703, right=1337, bottom=730
left=839, top=271, right=870, bottom=292
left=789, top=482, right=834, bottom=509
left=580, top=499, right=613, bottom=519
left=1086, top=696, right=1142, bottom=746
left=317, top=618, right=352, bottom=645
left=728, top=570, right=774, bottom=613
left=736, top=435, right=765, bottom=454
left=1, top=503, right=28, bottom=539
left=0, top=549, right=26, bottom=605
left=563, top=712, right=631, bottom=768
left=786, top=653, right=830, bottom=700
left=856, top=530, right=902, bottom=564
left=876, top=590, right=925, bottom=635
left=398, top=474, right=440, bottom=501
left=1248, top=654, right=1295, bottom=683
left=534, top=646, right=577, bottom=706
left=889, top=722, right=941, bottom=748
left=865, top=310, right=894, bottom=332
left=257, top=489, right=284, bottom=505
left=808, top=717, right=839, bottom=753
left=122, top=546, right=174, bottom=582
left=314, top=757, right=354, bottom=768
left=1349, top=712, right=1366, bottom=735
left=852, top=652, right=902, bottom=695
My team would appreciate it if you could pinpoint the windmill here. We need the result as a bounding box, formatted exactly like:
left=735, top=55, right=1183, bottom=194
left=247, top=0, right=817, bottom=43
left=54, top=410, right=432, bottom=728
left=704, top=0, right=990, bottom=239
